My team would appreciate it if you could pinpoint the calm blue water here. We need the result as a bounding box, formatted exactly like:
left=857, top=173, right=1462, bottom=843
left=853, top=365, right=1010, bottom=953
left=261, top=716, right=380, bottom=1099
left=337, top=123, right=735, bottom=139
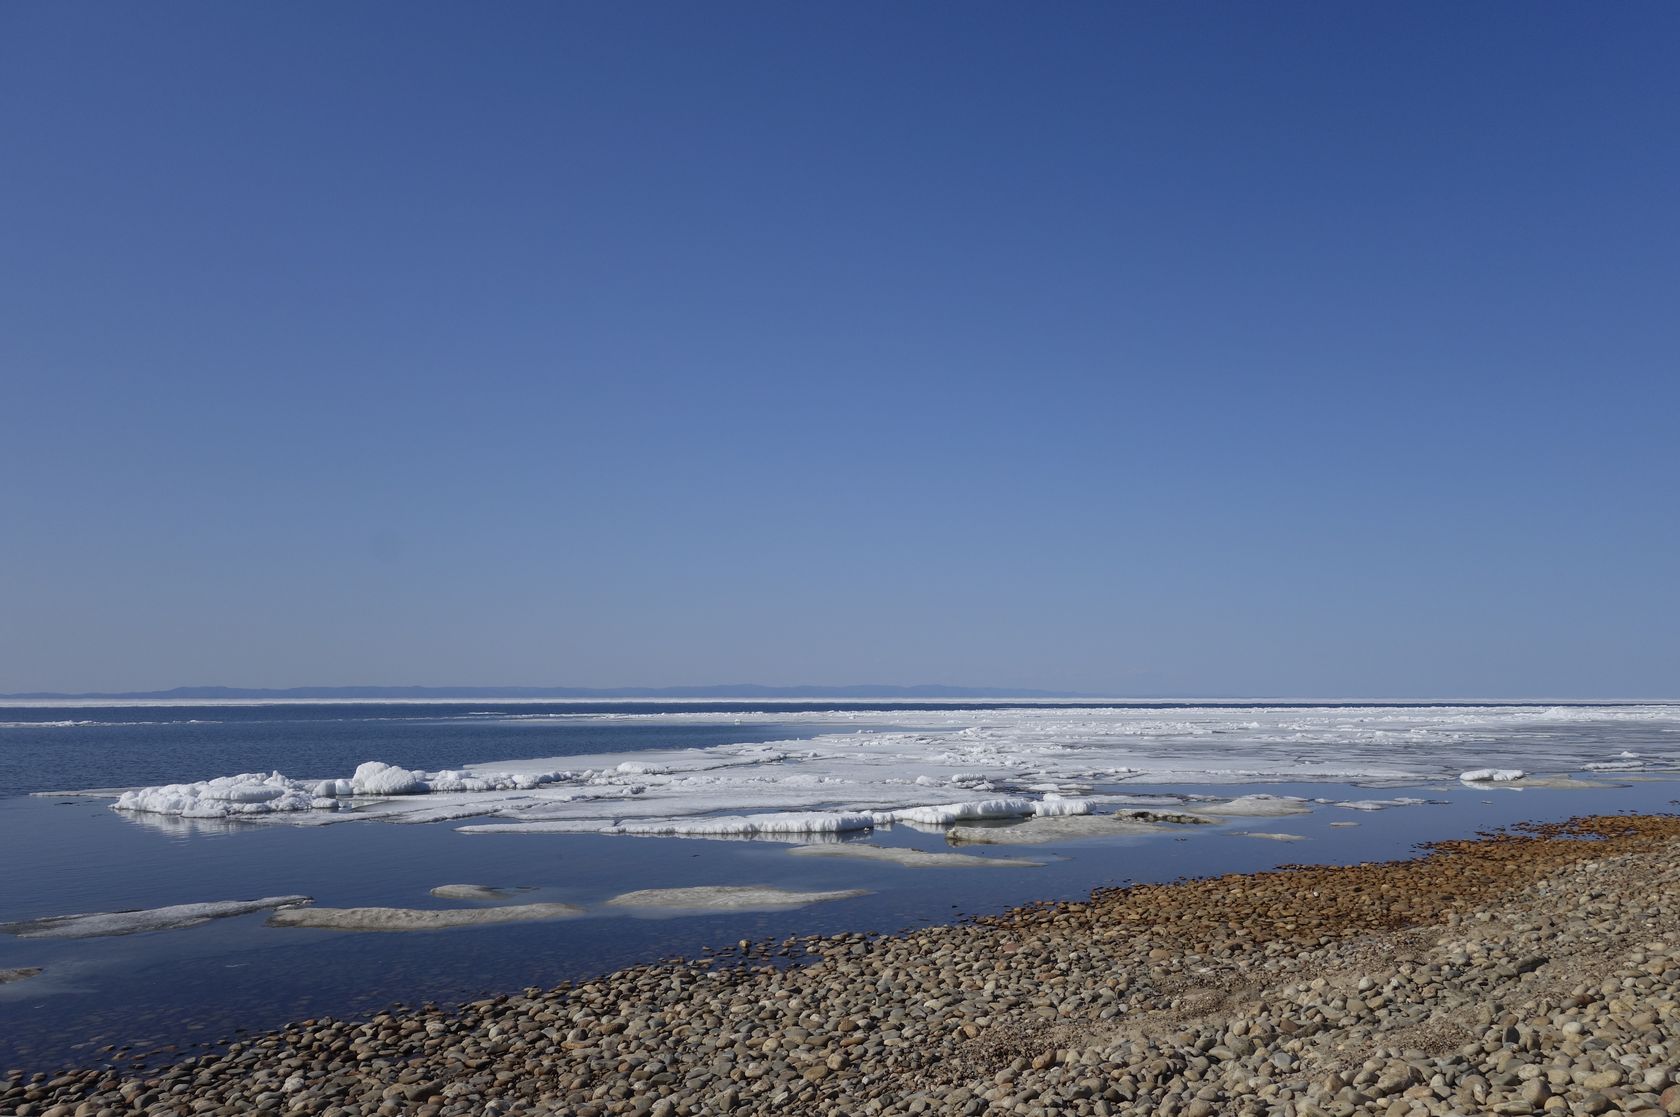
left=2, top=703, right=1676, bottom=1074
left=0, top=702, right=885, bottom=797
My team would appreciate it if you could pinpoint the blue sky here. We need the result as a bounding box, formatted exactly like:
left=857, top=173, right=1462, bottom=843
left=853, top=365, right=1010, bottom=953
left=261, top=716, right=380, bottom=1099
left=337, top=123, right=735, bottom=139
left=3, top=3, right=1676, bottom=697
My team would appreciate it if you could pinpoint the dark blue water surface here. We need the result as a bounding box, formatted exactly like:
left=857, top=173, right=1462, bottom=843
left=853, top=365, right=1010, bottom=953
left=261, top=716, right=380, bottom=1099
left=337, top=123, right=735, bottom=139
left=2, top=703, right=1677, bottom=1074
left=0, top=702, right=887, bottom=797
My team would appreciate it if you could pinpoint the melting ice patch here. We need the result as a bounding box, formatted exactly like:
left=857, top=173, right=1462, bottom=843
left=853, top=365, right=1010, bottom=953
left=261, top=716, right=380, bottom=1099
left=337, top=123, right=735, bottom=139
left=1, top=897, right=312, bottom=940
left=428, top=884, right=529, bottom=901
left=787, top=844, right=1042, bottom=868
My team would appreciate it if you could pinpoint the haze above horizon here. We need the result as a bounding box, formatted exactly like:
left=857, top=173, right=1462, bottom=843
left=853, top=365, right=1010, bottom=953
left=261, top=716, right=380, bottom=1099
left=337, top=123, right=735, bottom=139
left=3, top=3, right=1676, bottom=698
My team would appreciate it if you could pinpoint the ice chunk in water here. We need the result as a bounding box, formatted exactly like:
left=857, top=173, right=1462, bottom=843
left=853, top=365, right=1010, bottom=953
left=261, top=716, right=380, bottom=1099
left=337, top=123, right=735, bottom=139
left=1, top=896, right=312, bottom=939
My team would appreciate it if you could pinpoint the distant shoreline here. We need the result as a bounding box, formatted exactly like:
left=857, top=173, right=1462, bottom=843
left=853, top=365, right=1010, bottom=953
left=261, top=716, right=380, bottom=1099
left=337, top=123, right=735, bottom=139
left=4, top=688, right=1674, bottom=705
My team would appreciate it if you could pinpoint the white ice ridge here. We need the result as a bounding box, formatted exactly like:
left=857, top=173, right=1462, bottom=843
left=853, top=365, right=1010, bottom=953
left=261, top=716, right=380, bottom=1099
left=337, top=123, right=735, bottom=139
left=111, top=761, right=573, bottom=818
left=1460, top=768, right=1525, bottom=783
left=98, top=703, right=1680, bottom=837
left=0, top=897, right=312, bottom=940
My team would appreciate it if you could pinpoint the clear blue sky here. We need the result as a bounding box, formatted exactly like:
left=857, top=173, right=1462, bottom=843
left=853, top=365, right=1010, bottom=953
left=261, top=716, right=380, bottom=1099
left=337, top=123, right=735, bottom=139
left=3, top=3, right=1676, bottom=697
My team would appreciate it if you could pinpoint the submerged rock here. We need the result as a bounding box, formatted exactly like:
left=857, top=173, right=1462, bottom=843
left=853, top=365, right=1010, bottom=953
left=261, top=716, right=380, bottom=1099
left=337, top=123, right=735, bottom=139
left=0, top=896, right=313, bottom=940
left=268, top=902, right=584, bottom=932
left=604, top=885, right=870, bottom=911
left=788, top=843, right=1041, bottom=867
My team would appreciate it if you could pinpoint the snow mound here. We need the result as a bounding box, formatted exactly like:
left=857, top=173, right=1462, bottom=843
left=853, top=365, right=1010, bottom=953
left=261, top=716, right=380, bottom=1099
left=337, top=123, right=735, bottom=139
left=0, top=896, right=312, bottom=940
left=351, top=762, right=427, bottom=795
left=269, top=902, right=584, bottom=931
left=787, top=844, right=1041, bottom=868
left=603, top=885, right=870, bottom=911
left=1460, top=768, right=1525, bottom=783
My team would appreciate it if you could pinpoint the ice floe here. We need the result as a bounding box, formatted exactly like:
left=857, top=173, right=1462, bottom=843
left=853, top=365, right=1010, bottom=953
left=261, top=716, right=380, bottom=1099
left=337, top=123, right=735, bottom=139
left=1460, top=768, right=1525, bottom=783
left=112, top=763, right=570, bottom=819
left=0, top=897, right=312, bottom=940
left=1186, top=794, right=1314, bottom=817
left=874, top=797, right=1090, bottom=827
left=945, top=813, right=1183, bottom=845
left=0, top=967, right=41, bottom=984
left=1335, top=797, right=1435, bottom=811
left=428, top=884, right=529, bottom=901
left=787, top=844, right=1042, bottom=868
left=603, top=886, right=870, bottom=912
left=268, top=903, right=584, bottom=932
left=1231, top=831, right=1308, bottom=842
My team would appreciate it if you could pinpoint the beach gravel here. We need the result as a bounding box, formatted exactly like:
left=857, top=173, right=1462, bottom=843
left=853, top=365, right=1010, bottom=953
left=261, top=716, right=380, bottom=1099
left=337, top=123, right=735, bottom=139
left=8, top=813, right=1680, bottom=1117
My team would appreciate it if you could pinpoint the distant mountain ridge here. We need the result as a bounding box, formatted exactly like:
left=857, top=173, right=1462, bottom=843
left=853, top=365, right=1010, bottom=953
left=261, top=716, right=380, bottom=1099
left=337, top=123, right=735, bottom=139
left=0, top=683, right=1102, bottom=701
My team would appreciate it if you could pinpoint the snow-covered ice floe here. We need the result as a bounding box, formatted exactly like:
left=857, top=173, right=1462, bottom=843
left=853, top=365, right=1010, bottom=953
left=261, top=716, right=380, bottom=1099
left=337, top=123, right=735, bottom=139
left=787, top=844, right=1042, bottom=868
left=1232, top=831, right=1308, bottom=842
left=1460, top=769, right=1525, bottom=783
left=0, top=897, right=312, bottom=940
left=96, top=704, right=1680, bottom=840
left=268, top=903, right=584, bottom=932
left=603, top=886, right=870, bottom=912
left=110, top=761, right=569, bottom=819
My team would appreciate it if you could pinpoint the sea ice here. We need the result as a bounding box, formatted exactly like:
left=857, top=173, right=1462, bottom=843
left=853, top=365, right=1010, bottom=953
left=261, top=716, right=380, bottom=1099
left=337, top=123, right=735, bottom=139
left=603, top=885, right=870, bottom=912
left=787, top=844, right=1042, bottom=868
left=1231, top=831, right=1308, bottom=842
left=428, top=884, right=528, bottom=901
left=268, top=902, right=584, bottom=932
left=96, top=703, right=1680, bottom=839
left=1460, top=769, right=1525, bottom=783
left=1335, top=797, right=1433, bottom=811
left=615, top=812, right=880, bottom=838
left=0, top=967, right=41, bottom=984
left=874, top=797, right=1088, bottom=826
left=1187, top=794, right=1314, bottom=818
left=944, top=813, right=1177, bottom=845
left=0, top=897, right=313, bottom=940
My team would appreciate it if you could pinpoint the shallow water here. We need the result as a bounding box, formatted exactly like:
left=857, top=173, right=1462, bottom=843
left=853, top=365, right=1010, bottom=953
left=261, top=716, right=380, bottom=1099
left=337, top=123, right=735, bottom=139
left=3, top=701, right=1678, bottom=1071
left=3, top=774, right=1677, bottom=1070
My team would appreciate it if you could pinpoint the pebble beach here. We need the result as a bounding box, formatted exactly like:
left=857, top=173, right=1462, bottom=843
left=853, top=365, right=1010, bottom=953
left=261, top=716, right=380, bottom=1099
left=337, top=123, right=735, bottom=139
left=8, top=812, right=1680, bottom=1117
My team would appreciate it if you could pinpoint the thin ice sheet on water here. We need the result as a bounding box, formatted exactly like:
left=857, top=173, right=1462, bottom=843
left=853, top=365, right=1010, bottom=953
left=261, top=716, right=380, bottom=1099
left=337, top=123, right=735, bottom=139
left=0, top=897, right=312, bottom=940
left=787, top=844, right=1042, bottom=868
